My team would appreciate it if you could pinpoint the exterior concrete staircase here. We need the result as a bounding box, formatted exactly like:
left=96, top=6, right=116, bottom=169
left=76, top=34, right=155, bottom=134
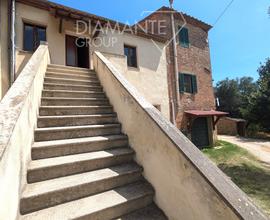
left=19, top=64, right=167, bottom=219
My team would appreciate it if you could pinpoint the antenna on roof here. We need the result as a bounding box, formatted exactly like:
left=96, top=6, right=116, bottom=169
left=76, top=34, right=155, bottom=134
left=169, top=0, right=174, bottom=9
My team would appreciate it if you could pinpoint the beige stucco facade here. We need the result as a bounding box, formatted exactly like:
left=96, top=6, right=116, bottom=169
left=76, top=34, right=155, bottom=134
left=94, top=31, right=170, bottom=119
left=8, top=2, right=170, bottom=119
left=0, top=44, right=50, bottom=220
left=0, top=0, right=9, bottom=99
left=15, top=3, right=70, bottom=71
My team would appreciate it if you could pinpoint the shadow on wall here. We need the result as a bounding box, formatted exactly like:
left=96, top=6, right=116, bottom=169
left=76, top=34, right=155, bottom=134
left=102, top=44, right=164, bottom=73
left=137, top=44, right=164, bottom=72
left=96, top=31, right=166, bottom=72
left=16, top=51, right=33, bottom=78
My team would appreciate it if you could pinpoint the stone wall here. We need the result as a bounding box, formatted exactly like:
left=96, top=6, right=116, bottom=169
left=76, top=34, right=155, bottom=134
left=0, top=44, right=50, bottom=220
left=217, top=118, right=239, bottom=136
left=93, top=51, right=268, bottom=220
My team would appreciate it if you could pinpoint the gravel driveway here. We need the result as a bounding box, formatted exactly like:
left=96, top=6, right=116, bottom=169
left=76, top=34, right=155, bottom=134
left=218, top=135, right=270, bottom=165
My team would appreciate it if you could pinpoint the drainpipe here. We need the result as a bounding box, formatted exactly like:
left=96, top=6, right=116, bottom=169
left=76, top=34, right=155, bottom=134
left=9, top=0, right=16, bottom=85
left=169, top=1, right=180, bottom=125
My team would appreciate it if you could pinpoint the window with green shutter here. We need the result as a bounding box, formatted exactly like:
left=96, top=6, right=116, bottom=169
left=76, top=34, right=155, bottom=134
left=191, top=75, right=198, bottom=93
left=179, top=27, right=190, bottom=48
left=179, top=73, right=185, bottom=92
left=179, top=73, right=198, bottom=94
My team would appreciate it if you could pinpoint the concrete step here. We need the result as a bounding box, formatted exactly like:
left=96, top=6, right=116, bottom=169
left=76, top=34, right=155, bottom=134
left=32, top=135, right=129, bottom=159
left=46, top=68, right=93, bottom=76
left=47, top=64, right=91, bottom=73
left=43, top=83, right=103, bottom=92
left=20, top=163, right=143, bottom=214
left=46, top=71, right=97, bottom=80
left=115, top=204, right=168, bottom=220
left=20, top=182, right=154, bottom=220
left=44, top=77, right=100, bottom=86
left=42, top=90, right=106, bottom=98
left=27, top=148, right=134, bottom=183
left=35, top=124, right=122, bottom=142
left=39, top=106, right=114, bottom=116
left=41, top=97, right=110, bottom=106
left=37, top=114, right=117, bottom=128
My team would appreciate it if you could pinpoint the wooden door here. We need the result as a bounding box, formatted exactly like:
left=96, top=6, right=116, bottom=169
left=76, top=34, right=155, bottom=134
left=66, top=35, right=77, bottom=67
left=191, top=117, right=209, bottom=149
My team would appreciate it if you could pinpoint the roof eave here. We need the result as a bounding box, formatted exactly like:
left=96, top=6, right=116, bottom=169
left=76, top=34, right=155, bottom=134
left=16, top=0, right=167, bottom=44
left=157, top=6, right=212, bottom=32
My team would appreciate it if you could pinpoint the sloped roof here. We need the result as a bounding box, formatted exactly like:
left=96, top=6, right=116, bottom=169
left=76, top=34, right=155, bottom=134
left=16, top=0, right=167, bottom=43
left=137, top=6, right=212, bottom=32
left=185, top=110, right=228, bottom=117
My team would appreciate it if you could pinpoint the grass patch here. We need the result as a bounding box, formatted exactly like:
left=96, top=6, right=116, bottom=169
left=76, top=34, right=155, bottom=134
left=203, top=141, right=270, bottom=216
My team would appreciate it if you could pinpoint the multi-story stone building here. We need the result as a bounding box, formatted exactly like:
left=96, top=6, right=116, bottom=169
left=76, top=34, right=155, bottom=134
left=0, top=1, right=265, bottom=220
left=139, top=7, right=227, bottom=148
left=0, top=2, right=227, bottom=149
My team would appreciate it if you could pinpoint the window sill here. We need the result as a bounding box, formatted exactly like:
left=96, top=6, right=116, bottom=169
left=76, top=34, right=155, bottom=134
left=178, top=43, right=190, bottom=49
left=180, top=92, right=197, bottom=95
left=180, top=45, right=190, bottom=49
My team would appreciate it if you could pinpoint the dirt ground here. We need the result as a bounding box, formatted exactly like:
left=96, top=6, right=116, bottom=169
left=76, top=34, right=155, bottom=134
left=218, top=135, right=270, bottom=166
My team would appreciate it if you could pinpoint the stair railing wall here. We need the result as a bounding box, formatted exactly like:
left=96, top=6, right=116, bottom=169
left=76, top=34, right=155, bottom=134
left=93, top=51, right=268, bottom=220
left=0, top=43, right=50, bottom=220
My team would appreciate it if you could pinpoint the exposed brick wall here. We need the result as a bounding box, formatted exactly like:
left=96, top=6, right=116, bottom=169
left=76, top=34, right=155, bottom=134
left=176, top=23, right=216, bottom=131
left=217, top=118, right=238, bottom=136
left=138, top=10, right=216, bottom=131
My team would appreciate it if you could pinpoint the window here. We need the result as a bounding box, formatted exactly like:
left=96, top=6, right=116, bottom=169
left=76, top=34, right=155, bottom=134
left=24, top=23, right=46, bottom=52
left=179, top=27, right=189, bottom=48
left=124, top=45, right=137, bottom=68
left=179, top=73, right=197, bottom=94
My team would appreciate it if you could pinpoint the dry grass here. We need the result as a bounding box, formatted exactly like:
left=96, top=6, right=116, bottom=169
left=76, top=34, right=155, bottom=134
left=203, top=141, right=270, bottom=216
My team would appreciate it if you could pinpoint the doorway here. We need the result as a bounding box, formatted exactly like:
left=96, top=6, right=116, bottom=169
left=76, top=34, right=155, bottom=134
left=66, top=35, right=89, bottom=68
left=237, top=122, right=246, bottom=137
left=191, top=117, right=209, bottom=149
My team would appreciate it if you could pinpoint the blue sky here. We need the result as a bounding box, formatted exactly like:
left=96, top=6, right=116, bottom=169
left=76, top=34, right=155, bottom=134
left=51, top=0, right=270, bottom=84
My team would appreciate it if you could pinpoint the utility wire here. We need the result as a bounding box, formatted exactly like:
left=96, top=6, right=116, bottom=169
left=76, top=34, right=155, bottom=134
left=212, top=0, right=235, bottom=27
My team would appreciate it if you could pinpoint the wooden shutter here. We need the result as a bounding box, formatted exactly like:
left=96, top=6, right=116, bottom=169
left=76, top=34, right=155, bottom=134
left=179, top=27, right=189, bottom=48
left=191, top=75, right=198, bottom=94
left=179, top=73, right=185, bottom=92
left=184, top=28, right=189, bottom=46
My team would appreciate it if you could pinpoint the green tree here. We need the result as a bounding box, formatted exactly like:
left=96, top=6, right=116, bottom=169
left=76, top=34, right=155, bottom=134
left=215, top=59, right=269, bottom=132
left=215, top=77, right=257, bottom=118
left=238, top=77, right=257, bottom=109
left=243, top=59, right=270, bottom=131
left=215, top=78, right=241, bottom=117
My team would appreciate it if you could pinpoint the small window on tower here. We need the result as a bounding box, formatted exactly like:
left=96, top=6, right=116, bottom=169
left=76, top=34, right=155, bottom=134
left=179, top=27, right=189, bottom=48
